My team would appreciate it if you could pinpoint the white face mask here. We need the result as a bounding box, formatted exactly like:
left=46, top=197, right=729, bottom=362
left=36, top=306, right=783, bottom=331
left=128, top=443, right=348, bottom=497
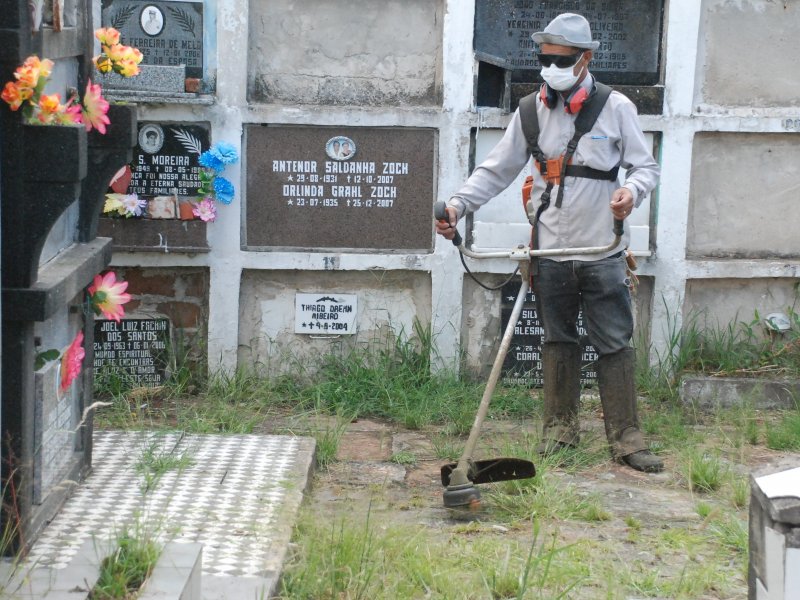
left=540, top=56, right=584, bottom=91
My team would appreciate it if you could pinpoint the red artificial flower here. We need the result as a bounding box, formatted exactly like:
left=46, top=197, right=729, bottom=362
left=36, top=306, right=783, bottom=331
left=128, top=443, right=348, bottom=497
left=60, top=331, right=85, bottom=393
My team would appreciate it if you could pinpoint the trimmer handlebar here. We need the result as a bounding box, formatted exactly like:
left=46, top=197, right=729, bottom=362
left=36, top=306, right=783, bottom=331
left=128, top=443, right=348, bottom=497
left=433, top=200, right=624, bottom=260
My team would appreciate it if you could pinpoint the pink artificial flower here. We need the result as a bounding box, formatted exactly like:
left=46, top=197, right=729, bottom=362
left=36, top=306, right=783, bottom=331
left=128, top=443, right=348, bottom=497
left=55, top=97, right=83, bottom=125
left=60, top=331, right=85, bottom=393
left=88, top=271, right=132, bottom=322
left=80, top=79, right=110, bottom=134
left=192, top=198, right=217, bottom=222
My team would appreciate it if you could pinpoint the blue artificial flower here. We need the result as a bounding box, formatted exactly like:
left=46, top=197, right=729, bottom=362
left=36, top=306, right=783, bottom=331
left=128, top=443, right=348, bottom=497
left=214, top=176, right=235, bottom=204
left=210, top=142, right=239, bottom=165
left=198, top=149, right=224, bottom=172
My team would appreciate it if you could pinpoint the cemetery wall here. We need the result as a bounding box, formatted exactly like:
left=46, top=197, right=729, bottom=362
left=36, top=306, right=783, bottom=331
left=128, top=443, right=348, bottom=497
left=698, top=0, right=800, bottom=108
left=688, top=133, right=800, bottom=259
left=111, top=267, right=209, bottom=368
left=98, top=0, right=800, bottom=381
left=247, top=0, right=444, bottom=106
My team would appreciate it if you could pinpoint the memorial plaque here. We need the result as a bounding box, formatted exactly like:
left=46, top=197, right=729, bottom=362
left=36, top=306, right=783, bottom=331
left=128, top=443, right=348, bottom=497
left=475, top=0, right=664, bottom=85
left=295, top=293, right=358, bottom=335
left=102, top=0, right=204, bottom=78
left=501, top=282, right=597, bottom=386
left=245, top=126, right=435, bottom=251
left=93, top=318, right=171, bottom=387
left=128, top=122, right=209, bottom=198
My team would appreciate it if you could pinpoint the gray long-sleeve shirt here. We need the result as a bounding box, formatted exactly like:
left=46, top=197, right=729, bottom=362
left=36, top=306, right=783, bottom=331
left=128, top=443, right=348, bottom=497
left=448, top=75, right=660, bottom=261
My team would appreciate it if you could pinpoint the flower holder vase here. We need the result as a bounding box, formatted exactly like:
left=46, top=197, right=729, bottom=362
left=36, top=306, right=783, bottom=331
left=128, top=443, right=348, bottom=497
left=77, top=103, right=138, bottom=243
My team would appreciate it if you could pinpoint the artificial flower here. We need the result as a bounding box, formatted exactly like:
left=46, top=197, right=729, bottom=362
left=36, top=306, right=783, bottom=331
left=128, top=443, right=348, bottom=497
left=103, top=193, right=124, bottom=214
left=1, top=82, right=25, bottom=110
left=213, top=177, right=235, bottom=204
left=95, top=27, right=121, bottom=46
left=88, top=271, right=131, bottom=322
left=94, top=28, right=142, bottom=79
left=198, top=149, right=224, bottom=172
left=210, top=142, right=239, bottom=165
left=3, top=47, right=140, bottom=131
left=115, top=59, right=140, bottom=78
left=93, top=54, right=113, bottom=74
left=120, top=193, right=147, bottom=217
left=59, top=331, right=85, bottom=393
left=37, top=93, right=62, bottom=124
left=27, top=56, right=53, bottom=79
left=14, top=62, right=41, bottom=90
left=80, top=79, right=110, bottom=134
left=192, top=198, right=217, bottom=222
left=54, top=98, right=83, bottom=125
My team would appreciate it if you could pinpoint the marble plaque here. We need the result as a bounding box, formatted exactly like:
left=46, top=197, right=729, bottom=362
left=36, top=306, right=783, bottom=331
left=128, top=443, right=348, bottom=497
left=475, top=0, right=664, bottom=85
left=245, top=126, right=435, bottom=251
left=101, top=0, right=204, bottom=78
left=93, top=318, right=171, bottom=387
left=127, top=122, right=209, bottom=198
left=501, top=281, right=597, bottom=386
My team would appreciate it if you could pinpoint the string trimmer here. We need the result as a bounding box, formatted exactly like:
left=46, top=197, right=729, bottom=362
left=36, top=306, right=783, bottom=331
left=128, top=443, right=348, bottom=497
left=433, top=201, right=624, bottom=509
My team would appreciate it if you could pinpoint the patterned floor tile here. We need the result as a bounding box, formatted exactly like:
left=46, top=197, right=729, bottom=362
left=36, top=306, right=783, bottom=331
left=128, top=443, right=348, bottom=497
left=26, top=431, right=314, bottom=581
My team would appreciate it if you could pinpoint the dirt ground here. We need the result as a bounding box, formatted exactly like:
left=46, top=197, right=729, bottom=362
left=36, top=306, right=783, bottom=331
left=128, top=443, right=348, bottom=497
left=264, top=404, right=800, bottom=599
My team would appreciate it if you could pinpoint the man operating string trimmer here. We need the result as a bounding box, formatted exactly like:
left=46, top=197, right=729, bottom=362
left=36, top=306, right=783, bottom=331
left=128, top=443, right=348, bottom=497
left=437, top=13, right=663, bottom=473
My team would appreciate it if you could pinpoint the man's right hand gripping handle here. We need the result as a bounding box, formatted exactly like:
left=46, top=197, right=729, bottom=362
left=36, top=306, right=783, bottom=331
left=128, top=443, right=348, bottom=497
left=434, top=201, right=462, bottom=246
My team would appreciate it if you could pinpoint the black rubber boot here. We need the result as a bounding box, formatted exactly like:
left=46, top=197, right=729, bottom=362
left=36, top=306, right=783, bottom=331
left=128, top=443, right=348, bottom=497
left=536, top=342, right=581, bottom=455
left=597, top=348, right=663, bottom=473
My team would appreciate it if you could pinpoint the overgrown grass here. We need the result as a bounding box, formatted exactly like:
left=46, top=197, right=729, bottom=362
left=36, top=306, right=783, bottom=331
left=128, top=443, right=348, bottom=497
left=279, top=512, right=583, bottom=600
left=766, top=410, right=800, bottom=450
left=91, top=533, right=160, bottom=599
left=135, top=440, right=194, bottom=493
left=94, top=320, right=533, bottom=436
left=637, top=304, right=800, bottom=404
left=88, top=312, right=789, bottom=599
left=679, top=448, right=727, bottom=493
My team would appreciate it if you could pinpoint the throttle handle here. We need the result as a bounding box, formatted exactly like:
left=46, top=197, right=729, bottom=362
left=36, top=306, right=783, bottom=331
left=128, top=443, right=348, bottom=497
left=434, top=201, right=462, bottom=246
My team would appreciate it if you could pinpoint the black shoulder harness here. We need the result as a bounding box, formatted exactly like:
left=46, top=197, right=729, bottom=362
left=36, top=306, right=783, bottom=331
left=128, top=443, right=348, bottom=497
left=518, top=82, right=617, bottom=218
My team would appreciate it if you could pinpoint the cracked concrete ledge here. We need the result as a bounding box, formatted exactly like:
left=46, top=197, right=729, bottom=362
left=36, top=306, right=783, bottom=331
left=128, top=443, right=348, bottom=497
left=1, top=539, right=202, bottom=600
left=680, top=375, right=800, bottom=410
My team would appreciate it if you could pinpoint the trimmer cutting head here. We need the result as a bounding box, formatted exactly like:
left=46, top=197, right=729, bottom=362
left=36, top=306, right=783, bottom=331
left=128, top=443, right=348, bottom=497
left=442, top=482, right=482, bottom=510
left=441, top=458, right=535, bottom=509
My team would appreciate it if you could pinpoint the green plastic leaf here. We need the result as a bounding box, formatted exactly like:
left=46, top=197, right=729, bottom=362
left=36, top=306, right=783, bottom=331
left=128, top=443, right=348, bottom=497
left=34, top=349, right=61, bottom=371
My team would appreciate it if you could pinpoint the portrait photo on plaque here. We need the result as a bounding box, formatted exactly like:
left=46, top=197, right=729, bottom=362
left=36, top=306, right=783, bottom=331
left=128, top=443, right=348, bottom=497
left=140, top=5, right=164, bottom=36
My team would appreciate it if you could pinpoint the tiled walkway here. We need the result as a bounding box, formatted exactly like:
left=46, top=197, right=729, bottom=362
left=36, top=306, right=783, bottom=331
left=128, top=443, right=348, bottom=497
left=25, top=430, right=315, bottom=597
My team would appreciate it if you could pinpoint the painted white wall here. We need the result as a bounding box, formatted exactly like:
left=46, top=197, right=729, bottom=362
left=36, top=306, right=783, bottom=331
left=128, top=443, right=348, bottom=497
left=105, top=0, right=800, bottom=375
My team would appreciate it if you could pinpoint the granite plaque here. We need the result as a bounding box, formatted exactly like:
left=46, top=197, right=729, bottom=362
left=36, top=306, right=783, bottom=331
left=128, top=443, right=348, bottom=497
left=128, top=122, right=209, bottom=198
left=475, top=0, right=664, bottom=85
left=245, top=126, right=435, bottom=251
left=93, top=318, right=170, bottom=387
left=33, top=359, right=76, bottom=504
left=101, top=0, right=204, bottom=78
left=501, top=282, right=597, bottom=386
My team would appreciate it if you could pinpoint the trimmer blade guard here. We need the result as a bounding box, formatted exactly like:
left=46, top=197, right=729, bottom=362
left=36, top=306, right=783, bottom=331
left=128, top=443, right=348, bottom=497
left=440, top=458, right=536, bottom=487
